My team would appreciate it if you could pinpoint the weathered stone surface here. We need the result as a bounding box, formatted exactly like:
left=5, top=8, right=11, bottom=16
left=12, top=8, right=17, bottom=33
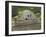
left=12, top=10, right=41, bottom=31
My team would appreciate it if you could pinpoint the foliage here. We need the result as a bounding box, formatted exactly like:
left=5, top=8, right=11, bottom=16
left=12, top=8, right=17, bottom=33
left=12, top=6, right=41, bottom=19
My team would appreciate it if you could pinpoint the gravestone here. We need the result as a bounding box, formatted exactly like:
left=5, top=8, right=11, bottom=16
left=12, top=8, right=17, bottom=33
left=16, top=10, right=38, bottom=25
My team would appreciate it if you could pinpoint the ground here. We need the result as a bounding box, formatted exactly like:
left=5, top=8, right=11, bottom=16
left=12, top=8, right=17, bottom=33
left=12, top=20, right=41, bottom=31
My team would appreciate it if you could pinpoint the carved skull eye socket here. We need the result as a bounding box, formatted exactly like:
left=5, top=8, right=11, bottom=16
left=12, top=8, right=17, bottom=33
left=27, top=14, right=31, bottom=18
left=27, top=15, right=29, bottom=17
